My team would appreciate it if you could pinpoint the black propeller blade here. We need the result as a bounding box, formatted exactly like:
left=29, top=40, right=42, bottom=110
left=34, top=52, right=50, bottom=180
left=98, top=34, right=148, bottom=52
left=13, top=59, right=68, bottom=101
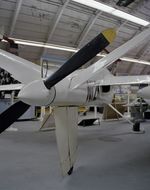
left=0, top=101, right=30, bottom=134
left=44, top=28, right=116, bottom=89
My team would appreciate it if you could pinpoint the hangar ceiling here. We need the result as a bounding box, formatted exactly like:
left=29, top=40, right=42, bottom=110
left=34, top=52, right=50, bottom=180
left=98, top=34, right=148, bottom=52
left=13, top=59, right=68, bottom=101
left=0, top=0, right=150, bottom=75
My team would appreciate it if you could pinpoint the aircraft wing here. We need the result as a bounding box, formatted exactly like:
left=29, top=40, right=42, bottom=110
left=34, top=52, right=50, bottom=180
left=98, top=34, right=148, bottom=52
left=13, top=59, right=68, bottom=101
left=70, top=27, right=150, bottom=89
left=94, top=75, right=150, bottom=86
left=0, top=49, right=41, bottom=84
left=0, top=84, right=24, bottom=91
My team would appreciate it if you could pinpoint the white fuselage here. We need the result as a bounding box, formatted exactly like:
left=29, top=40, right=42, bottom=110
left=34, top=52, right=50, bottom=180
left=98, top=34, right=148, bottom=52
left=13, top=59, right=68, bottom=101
left=18, top=70, right=113, bottom=107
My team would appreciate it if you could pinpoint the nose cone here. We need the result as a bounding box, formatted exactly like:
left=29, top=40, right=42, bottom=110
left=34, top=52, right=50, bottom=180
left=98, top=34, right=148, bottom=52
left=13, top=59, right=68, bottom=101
left=18, top=80, right=56, bottom=106
left=102, top=28, right=116, bottom=44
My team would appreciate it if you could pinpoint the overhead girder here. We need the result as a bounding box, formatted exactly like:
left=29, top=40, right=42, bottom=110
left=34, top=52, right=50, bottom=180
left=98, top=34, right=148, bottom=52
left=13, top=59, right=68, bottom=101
left=41, top=0, right=70, bottom=57
left=9, top=0, right=23, bottom=36
left=75, top=11, right=102, bottom=47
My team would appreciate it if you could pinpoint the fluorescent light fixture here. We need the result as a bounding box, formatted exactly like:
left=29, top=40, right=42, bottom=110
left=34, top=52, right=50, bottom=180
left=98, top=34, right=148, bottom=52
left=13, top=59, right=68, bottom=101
left=97, top=54, right=150, bottom=65
left=10, top=37, right=150, bottom=65
left=11, top=38, right=78, bottom=53
left=73, top=0, right=114, bottom=12
left=72, top=0, right=150, bottom=26
left=113, top=10, right=149, bottom=26
left=120, top=57, right=150, bottom=65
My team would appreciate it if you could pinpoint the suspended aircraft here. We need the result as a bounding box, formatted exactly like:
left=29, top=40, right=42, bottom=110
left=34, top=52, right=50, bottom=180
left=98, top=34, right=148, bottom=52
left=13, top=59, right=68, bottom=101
left=0, top=27, right=150, bottom=175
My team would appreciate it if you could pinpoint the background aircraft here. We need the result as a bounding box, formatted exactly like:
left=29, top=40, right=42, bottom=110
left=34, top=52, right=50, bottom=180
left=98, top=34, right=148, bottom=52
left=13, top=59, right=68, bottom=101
left=0, top=27, right=150, bottom=175
left=138, top=86, right=150, bottom=104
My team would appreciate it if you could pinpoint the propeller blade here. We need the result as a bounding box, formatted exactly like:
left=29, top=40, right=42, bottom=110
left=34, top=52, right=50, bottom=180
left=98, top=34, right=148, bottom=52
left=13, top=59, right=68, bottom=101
left=0, top=101, right=30, bottom=134
left=44, top=28, right=116, bottom=89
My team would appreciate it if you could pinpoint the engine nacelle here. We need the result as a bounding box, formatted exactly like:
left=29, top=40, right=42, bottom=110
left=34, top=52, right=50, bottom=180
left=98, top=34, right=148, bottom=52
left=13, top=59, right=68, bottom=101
left=18, top=80, right=56, bottom=106
left=86, top=85, right=113, bottom=106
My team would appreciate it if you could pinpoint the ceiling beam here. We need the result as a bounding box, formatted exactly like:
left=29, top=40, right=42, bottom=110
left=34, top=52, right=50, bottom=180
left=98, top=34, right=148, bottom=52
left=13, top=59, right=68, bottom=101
left=140, top=65, right=149, bottom=74
left=133, top=0, right=150, bottom=74
left=46, top=0, right=70, bottom=42
left=76, top=0, right=143, bottom=48
left=72, top=11, right=102, bottom=67
left=9, top=0, right=23, bottom=36
left=117, top=0, right=147, bottom=34
left=75, top=11, right=102, bottom=47
left=131, top=0, right=147, bottom=12
left=123, top=29, right=142, bottom=74
left=140, top=56, right=150, bottom=74
left=41, top=0, right=70, bottom=56
left=0, top=0, right=2, bottom=8
left=126, top=40, right=150, bottom=75
left=136, top=41, right=150, bottom=59
left=139, top=42, right=150, bottom=74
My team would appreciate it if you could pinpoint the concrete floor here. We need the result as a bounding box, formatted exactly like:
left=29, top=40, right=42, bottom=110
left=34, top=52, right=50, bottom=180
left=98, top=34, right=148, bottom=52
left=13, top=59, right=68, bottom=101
left=0, top=120, right=150, bottom=190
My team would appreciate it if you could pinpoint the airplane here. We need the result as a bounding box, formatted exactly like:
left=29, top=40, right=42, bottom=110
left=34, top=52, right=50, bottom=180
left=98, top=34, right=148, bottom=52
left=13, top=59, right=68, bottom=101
left=137, top=86, right=150, bottom=104
left=0, top=27, right=150, bottom=176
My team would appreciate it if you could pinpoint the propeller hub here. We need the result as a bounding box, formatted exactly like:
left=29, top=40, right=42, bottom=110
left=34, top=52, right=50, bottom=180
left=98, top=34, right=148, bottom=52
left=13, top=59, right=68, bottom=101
left=18, top=79, right=56, bottom=106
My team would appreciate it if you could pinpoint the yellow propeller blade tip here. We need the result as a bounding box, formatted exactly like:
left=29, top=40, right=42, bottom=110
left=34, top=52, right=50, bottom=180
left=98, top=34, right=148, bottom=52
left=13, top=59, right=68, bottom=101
left=102, top=28, right=117, bottom=44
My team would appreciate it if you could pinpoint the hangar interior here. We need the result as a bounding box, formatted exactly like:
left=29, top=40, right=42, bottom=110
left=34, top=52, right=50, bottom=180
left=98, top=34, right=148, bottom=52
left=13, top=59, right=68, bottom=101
left=0, top=0, right=150, bottom=190
left=0, top=0, right=150, bottom=74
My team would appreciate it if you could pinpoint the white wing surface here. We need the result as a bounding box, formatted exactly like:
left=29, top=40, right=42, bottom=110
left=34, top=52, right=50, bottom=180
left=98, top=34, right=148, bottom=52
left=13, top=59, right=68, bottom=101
left=0, top=49, right=41, bottom=84
left=94, top=75, right=150, bottom=86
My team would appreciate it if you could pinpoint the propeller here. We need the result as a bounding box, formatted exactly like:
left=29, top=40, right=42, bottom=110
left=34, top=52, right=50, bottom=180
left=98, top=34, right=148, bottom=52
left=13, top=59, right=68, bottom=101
left=0, top=28, right=116, bottom=133
left=0, top=101, right=30, bottom=133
